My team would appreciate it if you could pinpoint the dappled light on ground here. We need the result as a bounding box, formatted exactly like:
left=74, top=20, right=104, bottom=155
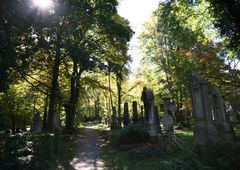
left=70, top=125, right=109, bottom=170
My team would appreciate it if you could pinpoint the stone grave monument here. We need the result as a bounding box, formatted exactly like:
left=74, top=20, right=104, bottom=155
left=123, top=102, right=130, bottom=127
left=53, top=111, right=61, bottom=130
left=210, top=89, right=235, bottom=140
left=190, top=75, right=219, bottom=145
left=142, top=87, right=157, bottom=142
left=132, top=101, right=139, bottom=124
left=111, top=106, right=118, bottom=129
left=31, top=110, right=43, bottom=133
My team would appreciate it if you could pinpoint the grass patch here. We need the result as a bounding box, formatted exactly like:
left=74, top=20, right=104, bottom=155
left=101, top=129, right=240, bottom=170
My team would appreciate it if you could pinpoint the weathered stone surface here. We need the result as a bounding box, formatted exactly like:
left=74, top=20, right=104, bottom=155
left=53, top=111, right=61, bottom=130
left=123, top=102, right=130, bottom=127
left=31, top=110, right=43, bottom=133
left=161, top=98, right=175, bottom=133
left=190, top=75, right=219, bottom=145
left=162, top=113, right=174, bottom=132
left=141, top=87, right=149, bottom=121
left=143, top=88, right=157, bottom=142
left=210, top=89, right=235, bottom=140
left=154, top=106, right=161, bottom=132
left=111, top=106, right=117, bottom=129
left=132, top=101, right=138, bottom=124
left=140, top=105, right=145, bottom=126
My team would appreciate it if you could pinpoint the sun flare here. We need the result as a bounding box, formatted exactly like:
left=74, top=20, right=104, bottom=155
left=33, top=0, right=53, bottom=9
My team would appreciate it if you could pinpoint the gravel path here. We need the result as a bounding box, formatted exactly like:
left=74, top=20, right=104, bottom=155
left=70, top=125, right=109, bottom=170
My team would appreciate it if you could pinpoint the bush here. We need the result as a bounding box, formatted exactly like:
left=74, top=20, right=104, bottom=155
left=0, top=133, right=73, bottom=170
left=194, top=142, right=240, bottom=170
left=110, top=125, right=149, bottom=147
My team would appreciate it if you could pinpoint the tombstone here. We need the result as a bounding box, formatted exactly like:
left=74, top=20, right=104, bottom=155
left=111, top=106, right=118, bottom=129
left=154, top=106, right=161, bottom=132
left=139, top=105, right=145, bottom=126
left=118, top=113, right=122, bottom=128
left=31, top=110, right=43, bottom=133
left=141, top=87, right=149, bottom=121
left=123, top=102, right=130, bottom=127
left=162, top=113, right=174, bottom=133
left=190, top=75, right=219, bottom=145
left=161, top=98, right=175, bottom=133
left=210, top=89, right=235, bottom=140
left=53, top=111, right=61, bottom=130
left=144, top=88, right=158, bottom=142
left=132, top=101, right=139, bottom=124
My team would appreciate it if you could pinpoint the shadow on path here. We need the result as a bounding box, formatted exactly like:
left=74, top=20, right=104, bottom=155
left=70, top=125, right=109, bottom=170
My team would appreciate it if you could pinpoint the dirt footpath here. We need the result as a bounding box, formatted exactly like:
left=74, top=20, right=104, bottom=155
left=70, top=125, right=110, bottom=170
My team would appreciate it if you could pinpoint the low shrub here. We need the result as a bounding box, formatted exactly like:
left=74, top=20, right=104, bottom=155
left=110, top=125, right=149, bottom=147
left=0, top=133, right=73, bottom=170
left=194, top=142, right=240, bottom=170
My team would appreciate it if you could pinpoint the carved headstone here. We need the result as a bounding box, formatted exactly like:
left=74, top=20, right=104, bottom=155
left=190, top=75, right=219, bottom=145
left=111, top=106, right=117, bottom=129
left=141, top=87, right=149, bottom=121
left=154, top=106, right=161, bottom=132
left=162, top=113, right=174, bottom=133
left=53, top=111, right=61, bottom=130
left=123, top=102, right=130, bottom=127
left=145, top=88, right=158, bottom=142
left=31, top=110, right=43, bottom=133
left=211, top=89, right=235, bottom=140
left=140, top=105, right=145, bottom=126
left=118, top=113, right=122, bottom=129
left=161, top=98, right=175, bottom=133
left=132, top=101, right=138, bottom=124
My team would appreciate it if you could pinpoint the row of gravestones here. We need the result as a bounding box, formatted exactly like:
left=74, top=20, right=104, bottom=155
left=190, top=75, right=235, bottom=145
left=110, top=89, right=177, bottom=142
left=111, top=74, right=236, bottom=145
left=31, top=110, right=61, bottom=133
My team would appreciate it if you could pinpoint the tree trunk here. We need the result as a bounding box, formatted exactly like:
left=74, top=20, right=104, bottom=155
left=179, top=86, right=184, bottom=126
left=11, top=115, right=16, bottom=134
left=43, top=95, right=49, bottom=131
left=117, top=76, right=122, bottom=127
left=65, top=62, right=82, bottom=130
left=47, top=31, right=61, bottom=132
left=108, top=70, right=113, bottom=110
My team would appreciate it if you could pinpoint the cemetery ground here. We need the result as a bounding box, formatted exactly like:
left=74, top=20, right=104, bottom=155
left=1, top=122, right=240, bottom=170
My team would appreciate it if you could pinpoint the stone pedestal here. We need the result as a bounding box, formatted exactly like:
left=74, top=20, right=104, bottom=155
left=111, top=106, right=117, bottom=129
left=123, top=102, right=130, bottom=127
left=132, top=101, right=138, bottom=124
left=154, top=106, right=161, bottom=132
left=31, top=111, right=43, bottom=133
left=53, top=111, right=61, bottom=130
left=190, top=75, right=219, bottom=145
left=211, top=89, right=235, bottom=140
left=147, top=90, right=158, bottom=142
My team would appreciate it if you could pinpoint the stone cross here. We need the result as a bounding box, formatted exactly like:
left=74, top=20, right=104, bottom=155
left=111, top=106, right=117, bottom=129
left=210, top=89, right=235, bottom=140
left=132, top=101, right=139, bottom=124
left=190, top=75, right=219, bottom=145
left=123, top=102, right=130, bottom=127
left=161, top=98, right=176, bottom=133
left=53, top=111, right=61, bottom=130
left=31, top=110, right=43, bottom=133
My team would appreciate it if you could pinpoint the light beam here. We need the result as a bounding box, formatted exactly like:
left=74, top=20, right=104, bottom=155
left=32, top=0, right=53, bottom=9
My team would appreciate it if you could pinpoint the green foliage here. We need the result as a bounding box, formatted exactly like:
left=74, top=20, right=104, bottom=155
left=102, top=131, right=240, bottom=170
left=194, top=142, right=240, bottom=170
left=110, top=125, right=149, bottom=146
left=0, top=133, right=73, bottom=170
